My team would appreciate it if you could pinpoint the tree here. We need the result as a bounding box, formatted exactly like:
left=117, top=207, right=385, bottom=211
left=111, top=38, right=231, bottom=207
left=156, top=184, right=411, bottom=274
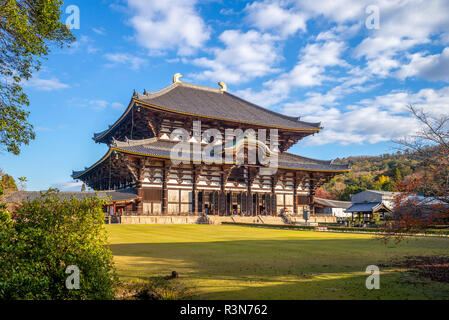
left=388, top=105, right=449, bottom=236
left=339, top=185, right=365, bottom=201
left=1, top=0, right=74, bottom=155
left=0, top=169, right=17, bottom=196
left=0, top=190, right=118, bottom=299
left=392, top=167, right=402, bottom=183
left=315, top=188, right=337, bottom=200
left=81, top=183, right=86, bottom=192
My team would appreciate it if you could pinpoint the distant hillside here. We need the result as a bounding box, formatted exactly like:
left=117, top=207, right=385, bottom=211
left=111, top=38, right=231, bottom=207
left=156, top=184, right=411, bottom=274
left=319, top=150, right=422, bottom=201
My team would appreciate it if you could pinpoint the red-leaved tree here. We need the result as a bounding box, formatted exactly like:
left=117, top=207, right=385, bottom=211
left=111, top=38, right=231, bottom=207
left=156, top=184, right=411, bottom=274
left=386, top=105, right=449, bottom=238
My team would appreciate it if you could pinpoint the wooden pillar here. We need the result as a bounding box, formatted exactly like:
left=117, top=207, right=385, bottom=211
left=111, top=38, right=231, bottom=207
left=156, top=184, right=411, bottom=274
left=293, top=177, right=298, bottom=216
left=271, top=176, right=276, bottom=216
left=193, top=166, right=198, bottom=215
left=162, top=162, right=169, bottom=215
left=247, top=168, right=253, bottom=216
left=240, top=192, right=243, bottom=215
left=220, top=170, right=225, bottom=216
left=309, top=174, right=315, bottom=217
left=136, top=184, right=143, bottom=215
left=193, top=191, right=198, bottom=215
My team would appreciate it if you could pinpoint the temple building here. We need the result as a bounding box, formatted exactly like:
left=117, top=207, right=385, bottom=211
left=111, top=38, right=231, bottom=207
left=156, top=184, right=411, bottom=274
left=72, top=74, right=349, bottom=217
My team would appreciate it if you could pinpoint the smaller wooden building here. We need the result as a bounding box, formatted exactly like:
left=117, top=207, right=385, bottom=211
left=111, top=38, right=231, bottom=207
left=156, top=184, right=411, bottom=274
left=346, top=202, right=392, bottom=224
left=4, top=189, right=139, bottom=216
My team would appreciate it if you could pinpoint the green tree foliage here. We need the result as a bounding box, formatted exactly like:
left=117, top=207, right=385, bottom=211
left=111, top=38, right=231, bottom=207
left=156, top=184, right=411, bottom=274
left=0, top=169, right=17, bottom=196
left=339, top=185, right=366, bottom=201
left=0, top=190, right=118, bottom=299
left=392, top=167, right=402, bottom=183
left=0, top=173, right=17, bottom=192
left=0, top=0, right=74, bottom=154
left=321, top=151, right=418, bottom=200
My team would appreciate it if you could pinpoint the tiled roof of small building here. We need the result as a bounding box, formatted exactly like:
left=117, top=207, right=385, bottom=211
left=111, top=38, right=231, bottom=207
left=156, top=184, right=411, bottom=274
left=5, top=189, right=139, bottom=204
left=346, top=202, right=392, bottom=213
left=314, top=197, right=352, bottom=209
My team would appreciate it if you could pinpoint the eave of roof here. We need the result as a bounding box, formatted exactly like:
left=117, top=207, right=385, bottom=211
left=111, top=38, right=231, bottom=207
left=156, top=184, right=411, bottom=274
left=346, top=202, right=392, bottom=213
left=73, top=139, right=349, bottom=180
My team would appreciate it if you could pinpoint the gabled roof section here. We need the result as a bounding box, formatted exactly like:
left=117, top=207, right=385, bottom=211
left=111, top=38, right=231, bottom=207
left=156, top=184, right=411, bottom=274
left=93, top=81, right=322, bottom=143
left=346, top=202, right=392, bottom=213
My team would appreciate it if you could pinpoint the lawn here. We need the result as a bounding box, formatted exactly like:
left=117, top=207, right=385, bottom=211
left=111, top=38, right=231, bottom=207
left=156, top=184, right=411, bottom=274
left=106, top=224, right=449, bottom=299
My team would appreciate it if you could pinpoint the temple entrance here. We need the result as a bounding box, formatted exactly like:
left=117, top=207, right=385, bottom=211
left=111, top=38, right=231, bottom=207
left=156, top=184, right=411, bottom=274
left=230, top=192, right=241, bottom=215
left=198, top=191, right=219, bottom=215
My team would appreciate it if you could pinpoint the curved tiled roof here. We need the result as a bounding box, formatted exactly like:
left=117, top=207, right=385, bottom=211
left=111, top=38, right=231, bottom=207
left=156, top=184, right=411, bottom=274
left=93, top=82, right=321, bottom=142
left=73, top=138, right=349, bottom=179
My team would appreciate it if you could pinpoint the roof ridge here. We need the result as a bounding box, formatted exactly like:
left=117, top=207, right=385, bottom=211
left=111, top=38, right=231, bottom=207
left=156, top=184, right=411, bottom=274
left=178, top=81, right=222, bottom=93
left=139, top=81, right=221, bottom=100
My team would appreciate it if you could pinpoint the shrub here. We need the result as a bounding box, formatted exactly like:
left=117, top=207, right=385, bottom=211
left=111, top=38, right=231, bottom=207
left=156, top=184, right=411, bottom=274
left=0, top=190, right=118, bottom=300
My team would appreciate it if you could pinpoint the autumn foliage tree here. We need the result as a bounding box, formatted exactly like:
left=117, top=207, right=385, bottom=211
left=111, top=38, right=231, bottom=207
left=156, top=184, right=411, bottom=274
left=388, top=105, right=449, bottom=235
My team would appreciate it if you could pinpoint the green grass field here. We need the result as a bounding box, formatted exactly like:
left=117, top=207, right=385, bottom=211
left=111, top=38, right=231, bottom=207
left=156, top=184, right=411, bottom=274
left=106, top=224, right=449, bottom=299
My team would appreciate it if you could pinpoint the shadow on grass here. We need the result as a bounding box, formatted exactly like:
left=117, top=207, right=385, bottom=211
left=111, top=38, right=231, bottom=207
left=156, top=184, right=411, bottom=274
left=109, top=238, right=449, bottom=299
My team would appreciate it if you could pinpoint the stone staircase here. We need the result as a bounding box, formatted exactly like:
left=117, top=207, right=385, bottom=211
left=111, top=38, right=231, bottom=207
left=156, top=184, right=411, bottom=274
left=197, top=214, right=212, bottom=225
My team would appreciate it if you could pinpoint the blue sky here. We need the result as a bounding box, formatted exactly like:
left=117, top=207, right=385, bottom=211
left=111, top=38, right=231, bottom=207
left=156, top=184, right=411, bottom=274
left=2, top=0, right=449, bottom=191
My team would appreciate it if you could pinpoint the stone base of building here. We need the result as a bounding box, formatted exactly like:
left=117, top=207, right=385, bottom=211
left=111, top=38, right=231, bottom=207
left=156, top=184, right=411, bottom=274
left=118, top=214, right=336, bottom=225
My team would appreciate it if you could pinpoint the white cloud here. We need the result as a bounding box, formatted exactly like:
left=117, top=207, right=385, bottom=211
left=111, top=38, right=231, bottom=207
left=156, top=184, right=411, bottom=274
left=35, top=126, right=53, bottom=132
left=263, top=0, right=449, bottom=79
left=67, top=98, right=125, bottom=111
left=104, top=53, right=147, bottom=70
left=237, top=40, right=347, bottom=105
left=191, top=30, right=280, bottom=84
left=126, top=0, right=210, bottom=55
left=92, top=27, right=106, bottom=35
left=67, top=35, right=100, bottom=54
left=51, top=181, right=83, bottom=192
left=353, top=0, right=449, bottom=77
left=283, top=86, right=449, bottom=145
left=316, top=23, right=361, bottom=41
left=396, top=48, right=449, bottom=81
left=297, top=0, right=368, bottom=23
left=88, top=100, right=125, bottom=111
left=246, top=1, right=307, bottom=37
left=110, top=102, right=125, bottom=110
left=89, top=100, right=109, bottom=111
left=24, top=75, right=69, bottom=91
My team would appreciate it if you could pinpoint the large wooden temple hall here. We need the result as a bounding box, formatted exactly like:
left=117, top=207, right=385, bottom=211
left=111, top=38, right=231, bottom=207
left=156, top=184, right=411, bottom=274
left=72, top=74, right=349, bottom=217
